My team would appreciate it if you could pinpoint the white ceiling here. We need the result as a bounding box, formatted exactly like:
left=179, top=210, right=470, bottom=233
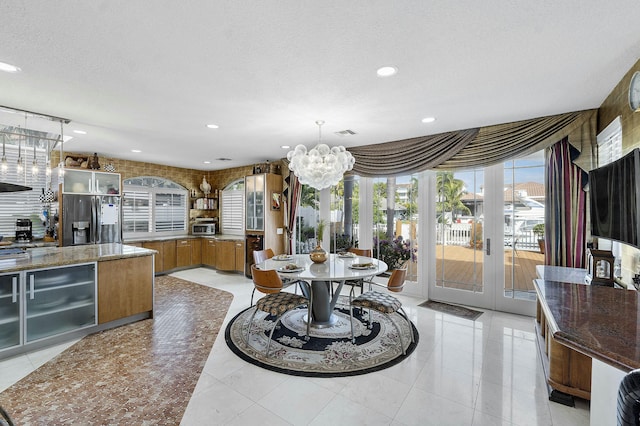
left=1, top=1, right=640, bottom=171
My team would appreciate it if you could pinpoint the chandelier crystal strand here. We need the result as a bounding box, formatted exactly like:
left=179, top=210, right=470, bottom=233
left=286, top=120, right=355, bottom=190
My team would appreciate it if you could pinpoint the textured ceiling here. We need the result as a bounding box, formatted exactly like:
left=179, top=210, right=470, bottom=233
left=0, top=1, right=639, bottom=171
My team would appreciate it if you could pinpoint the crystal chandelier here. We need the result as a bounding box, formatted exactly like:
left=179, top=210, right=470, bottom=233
left=286, top=120, right=355, bottom=190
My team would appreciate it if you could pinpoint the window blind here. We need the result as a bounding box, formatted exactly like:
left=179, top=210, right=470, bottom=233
left=221, top=189, right=244, bottom=234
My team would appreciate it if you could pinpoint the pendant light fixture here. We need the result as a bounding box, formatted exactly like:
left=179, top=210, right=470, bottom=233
left=31, top=137, right=38, bottom=177
left=45, top=140, right=51, bottom=177
left=286, top=120, right=355, bottom=190
left=16, top=125, right=24, bottom=174
left=58, top=120, right=65, bottom=178
left=1, top=134, right=7, bottom=174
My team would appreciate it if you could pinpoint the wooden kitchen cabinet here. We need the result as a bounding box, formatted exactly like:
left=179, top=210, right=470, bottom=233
left=235, top=241, right=244, bottom=272
left=142, top=241, right=164, bottom=273
left=192, top=238, right=202, bottom=265
left=97, top=256, right=154, bottom=324
left=216, top=241, right=236, bottom=271
left=176, top=239, right=191, bottom=267
left=162, top=240, right=176, bottom=271
left=202, top=238, right=217, bottom=268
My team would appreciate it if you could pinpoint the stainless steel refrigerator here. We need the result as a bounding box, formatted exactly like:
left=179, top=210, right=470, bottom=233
left=61, top=194, right=122, bottom=246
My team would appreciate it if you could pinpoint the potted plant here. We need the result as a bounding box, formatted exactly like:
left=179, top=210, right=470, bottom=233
left=373, top=235, right=416, bottom=273
left=310, top=219, right=328, bottom=263
left=533, top=223, right=545, bottom=254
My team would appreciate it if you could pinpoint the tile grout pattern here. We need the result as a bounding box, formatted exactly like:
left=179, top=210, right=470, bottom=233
left=0, top=276, right=233, bottom=425
left=1, top=269, right=591, bottom=425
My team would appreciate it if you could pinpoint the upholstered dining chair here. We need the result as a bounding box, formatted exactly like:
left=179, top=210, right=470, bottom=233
left=348, top=268, right=413, bottom=355
left=247, top=264, right=311, bottom=357
left=332, top=247, right=374, bottom=298
left=250, top=249, right=300, bottom=306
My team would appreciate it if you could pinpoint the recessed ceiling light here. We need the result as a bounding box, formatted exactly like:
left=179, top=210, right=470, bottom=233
left=376, top=66, right=397, bottom=77
left=73, top=130, right=87, bottom=135
left=203, top=160, right=211, bottom=164
left=206, top=124, right=219, bottom=129
left=421, top=117, right=436, bottom=123
left=0, top=61, right=21, bottom=73
left=281, top=145, right=290, bottom=149
left=131, top=149, right=142, bottom=153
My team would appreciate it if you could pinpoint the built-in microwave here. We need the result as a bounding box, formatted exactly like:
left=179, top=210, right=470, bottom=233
left=192, top=223, right=216, bottom=235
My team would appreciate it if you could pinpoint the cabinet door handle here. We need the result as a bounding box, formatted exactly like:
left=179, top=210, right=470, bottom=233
left=30, top=274, right=35, bottom=299
left=12, top=276, right=17, bottom=303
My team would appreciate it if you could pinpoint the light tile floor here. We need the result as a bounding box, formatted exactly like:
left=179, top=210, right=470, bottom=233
left=0, top=268, right=591, bottom=425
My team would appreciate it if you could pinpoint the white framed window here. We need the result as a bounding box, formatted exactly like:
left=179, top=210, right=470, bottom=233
left=122, top=177, right=187, bottom=238
left=220, top=179, right=244, bottom=235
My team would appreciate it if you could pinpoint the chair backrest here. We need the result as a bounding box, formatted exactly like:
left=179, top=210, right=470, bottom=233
left=387, top=268, right=407, bottom=293
left=253, top=249, right=274, bottom=265
left=251, top=264, right=283, bottom=294
left=348, top=247, right=373, bottom=257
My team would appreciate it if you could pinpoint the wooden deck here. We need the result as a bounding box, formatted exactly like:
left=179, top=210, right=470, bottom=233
left=432, top=244, right=544, bottom=293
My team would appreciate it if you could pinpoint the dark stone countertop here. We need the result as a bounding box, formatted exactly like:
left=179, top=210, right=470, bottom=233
left=534, top=279, right=640, bottom=372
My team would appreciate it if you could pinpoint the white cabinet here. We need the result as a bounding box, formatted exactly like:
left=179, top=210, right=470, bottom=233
left=0, top=263, right=97, bottom=352
left=58, top=169, right=121, bottom=195
left=0, top=273, right=21, bottom=351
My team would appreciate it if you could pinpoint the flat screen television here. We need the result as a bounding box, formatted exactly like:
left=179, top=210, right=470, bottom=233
left=589, top=148, right=640, bottom=248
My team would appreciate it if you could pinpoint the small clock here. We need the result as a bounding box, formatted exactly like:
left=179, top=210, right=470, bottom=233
left=629, top=71, right=640, bottom=112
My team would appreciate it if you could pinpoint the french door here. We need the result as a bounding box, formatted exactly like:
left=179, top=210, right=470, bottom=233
left=429, top=155, right=544, bottom=316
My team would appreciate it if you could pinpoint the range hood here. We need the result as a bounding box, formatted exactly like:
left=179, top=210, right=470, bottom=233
left=0, top=182, right=32, bottom=193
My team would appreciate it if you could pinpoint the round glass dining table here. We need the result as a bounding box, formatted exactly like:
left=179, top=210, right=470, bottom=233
left=258, top=253, right=388, bottom=327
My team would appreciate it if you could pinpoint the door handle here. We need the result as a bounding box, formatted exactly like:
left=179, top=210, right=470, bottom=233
left=12, top=276, right=17, bottom=303
left=30, top=274, right=35, bottom=299
left=485, top=238, right=491, bottom=255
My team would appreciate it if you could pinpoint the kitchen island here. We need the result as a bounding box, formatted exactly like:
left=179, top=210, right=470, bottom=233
left=0, top=243, right=155, bottom=360
left=534, top=277, right=640, bottom=426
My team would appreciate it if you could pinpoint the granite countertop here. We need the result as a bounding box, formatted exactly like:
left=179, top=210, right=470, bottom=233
left=534, top=279, right=640, bottom=372
left=0, top=243, right=155, bottom=273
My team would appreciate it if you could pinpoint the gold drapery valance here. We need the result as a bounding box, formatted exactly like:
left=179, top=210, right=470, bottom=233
left=344, top=109, right=597, bottom=176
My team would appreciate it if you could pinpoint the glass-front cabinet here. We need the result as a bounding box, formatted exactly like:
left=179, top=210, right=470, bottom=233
left=245, top=174, right=265, bottom=231
left=0, top=273, right=21, bottom=351
left=24, top=263, right=97, bottom=343
left=60, top=169, right=121, bottom=195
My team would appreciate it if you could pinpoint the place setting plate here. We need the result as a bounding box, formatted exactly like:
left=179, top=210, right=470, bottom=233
left=272, top=254, right=294, bottom=261
left=277, top=264, right=305, bottom=273
left=349, top=263, right=376, bottom=270
left=337, top=252, right=357, bottom=258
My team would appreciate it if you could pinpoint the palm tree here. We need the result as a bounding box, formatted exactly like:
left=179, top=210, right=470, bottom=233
left=436, top=171, right=470, bottom=222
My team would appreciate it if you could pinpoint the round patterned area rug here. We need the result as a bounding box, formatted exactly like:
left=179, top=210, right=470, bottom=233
left=225, top=296, right=419, bottom=377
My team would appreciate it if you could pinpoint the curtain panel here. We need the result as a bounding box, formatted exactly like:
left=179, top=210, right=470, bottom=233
left=282, top=171, right=301, bottom=254
left=347, top=128, right=478, bottom=177
left=545, top=138, right=587, bottom=268
left=437, top=109, right=597, bottom=171
left=344, top=109, right=597, bottom=177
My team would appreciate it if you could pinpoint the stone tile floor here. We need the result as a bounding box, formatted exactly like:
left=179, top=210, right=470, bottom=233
left=0, top=268, right=591, bottom=425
